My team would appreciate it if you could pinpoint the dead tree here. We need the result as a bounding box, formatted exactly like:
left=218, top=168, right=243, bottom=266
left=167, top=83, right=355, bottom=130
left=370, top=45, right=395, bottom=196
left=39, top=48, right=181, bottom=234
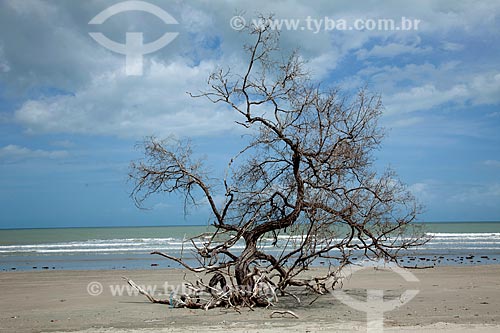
left=129, top=19, right=428, bottom=309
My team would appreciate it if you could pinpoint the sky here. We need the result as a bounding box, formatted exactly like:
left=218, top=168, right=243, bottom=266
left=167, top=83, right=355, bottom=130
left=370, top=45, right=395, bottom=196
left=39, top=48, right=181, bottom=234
left=0, top=0, right=499, bottom=228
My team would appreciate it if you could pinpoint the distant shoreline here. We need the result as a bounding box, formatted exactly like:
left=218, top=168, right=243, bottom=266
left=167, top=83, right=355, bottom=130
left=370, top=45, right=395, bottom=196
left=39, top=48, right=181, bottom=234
left=2, top=220, right=500, bottom=230
left=0, top=224, right=213, bottom=231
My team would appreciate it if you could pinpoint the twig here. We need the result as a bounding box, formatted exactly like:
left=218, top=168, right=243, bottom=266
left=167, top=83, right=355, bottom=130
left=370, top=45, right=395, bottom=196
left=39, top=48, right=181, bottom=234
left=122, top=277, right=169, bottom=304
left=308, top=295, right=320, bottom=305
left=270, top=310, right=299, bottom=319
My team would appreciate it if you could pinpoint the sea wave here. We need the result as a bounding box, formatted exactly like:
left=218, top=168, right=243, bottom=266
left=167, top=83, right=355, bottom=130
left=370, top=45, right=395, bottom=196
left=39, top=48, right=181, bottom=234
left=0, top=232, right=499, bottom=256
left=426, top=232, right=500, bottom=238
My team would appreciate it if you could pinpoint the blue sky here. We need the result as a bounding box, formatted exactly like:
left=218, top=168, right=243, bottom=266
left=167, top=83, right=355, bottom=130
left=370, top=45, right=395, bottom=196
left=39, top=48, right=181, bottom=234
left=0, top=0, right=499, bottom=228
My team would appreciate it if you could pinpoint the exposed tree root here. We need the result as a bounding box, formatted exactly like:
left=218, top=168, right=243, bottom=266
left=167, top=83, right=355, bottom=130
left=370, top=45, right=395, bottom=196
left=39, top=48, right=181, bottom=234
left=123, top=262, right=345, bottom=311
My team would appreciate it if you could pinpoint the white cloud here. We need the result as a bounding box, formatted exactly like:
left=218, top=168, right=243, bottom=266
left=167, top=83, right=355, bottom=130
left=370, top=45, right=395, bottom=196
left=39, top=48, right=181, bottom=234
left=305, top=50, right=343, bottom=79
left=50, top=140, right=75, bottom=148
left=387, top=116, right=423, bottom=128
left=448, top=183, right=500, bottom=206
left=0, top=0, right=121, bottom=92
left=0, top=144, right=68, bottom=160
left=407, top=180, right=500, bottom=221
left=409, top=182, right=437, bottom=202
left=410, top=180, right=500, bottom=211
left=469, top=72, right=500, bottom=105
left=486, top=112, right=500, bottom=118
left=0, top=43, right=9, bottom=73
left=384, top=84, right=468, bottom=114
left=356, top=61, right=461, bottom=91
left=373, top=67, right=500, bottom=115
left=356, top=41, right=431, bottom=60
left=440, top=41, right=464, bottom=51
left=152, top=202, right=172, bottom=210
left=484, top=160, right=500, bottom=168
left=2, top=0, right=499, bottom=138
left=14, top=59, right=240, bottom=138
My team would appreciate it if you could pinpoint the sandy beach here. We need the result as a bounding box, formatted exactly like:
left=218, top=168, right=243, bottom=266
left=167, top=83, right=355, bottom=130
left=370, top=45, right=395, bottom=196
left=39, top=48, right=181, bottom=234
left=0, top=265, right=499, bottom=332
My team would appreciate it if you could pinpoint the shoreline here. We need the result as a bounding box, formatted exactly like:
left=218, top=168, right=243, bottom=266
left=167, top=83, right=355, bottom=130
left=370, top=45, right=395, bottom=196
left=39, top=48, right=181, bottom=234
left=2, top=223, right=500, bottom=273
left=1, top=265, right=500, bottom=332
left=2, top=253, right=500, bottom=272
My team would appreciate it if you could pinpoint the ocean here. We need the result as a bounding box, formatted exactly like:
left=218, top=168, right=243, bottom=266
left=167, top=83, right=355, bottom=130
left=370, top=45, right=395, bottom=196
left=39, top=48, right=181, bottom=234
left=1, top=222, right=500, bottom=271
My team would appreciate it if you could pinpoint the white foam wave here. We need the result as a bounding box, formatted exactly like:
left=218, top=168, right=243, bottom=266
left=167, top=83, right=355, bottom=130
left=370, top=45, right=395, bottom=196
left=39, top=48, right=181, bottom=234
left=427, top=233, right=500, bottom=237
left=1, top=232, right=499, bottom=256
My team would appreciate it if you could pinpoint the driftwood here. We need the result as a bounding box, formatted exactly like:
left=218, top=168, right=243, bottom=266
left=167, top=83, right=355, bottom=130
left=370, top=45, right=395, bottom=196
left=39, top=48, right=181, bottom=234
left=122, top=277, right=169, bottom=304
left=123, top=260, right=347, bottom=311
left=270, top=310, right=299, bottom=319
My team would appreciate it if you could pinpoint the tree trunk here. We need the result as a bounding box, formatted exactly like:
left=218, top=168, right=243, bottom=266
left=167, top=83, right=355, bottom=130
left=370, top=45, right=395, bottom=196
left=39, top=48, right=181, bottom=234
left=235, top=238, right=257, bottom=289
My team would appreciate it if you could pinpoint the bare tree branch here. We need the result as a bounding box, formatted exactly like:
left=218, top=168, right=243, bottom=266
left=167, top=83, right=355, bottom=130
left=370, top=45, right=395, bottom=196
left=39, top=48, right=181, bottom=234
left=128, top=16, right=429, bottom=310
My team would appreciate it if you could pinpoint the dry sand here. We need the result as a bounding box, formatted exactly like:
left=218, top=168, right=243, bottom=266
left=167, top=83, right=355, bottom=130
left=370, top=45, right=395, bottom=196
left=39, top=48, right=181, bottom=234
left=1, top=265, right=500, bottom=332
